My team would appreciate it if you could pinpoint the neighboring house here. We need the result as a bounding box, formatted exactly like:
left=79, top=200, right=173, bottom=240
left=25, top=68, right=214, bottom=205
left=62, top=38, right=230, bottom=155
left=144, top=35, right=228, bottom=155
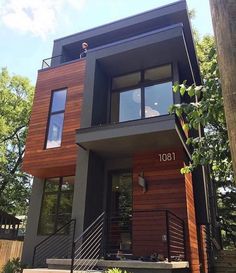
left=21, top=1, right=220, bottom=273
left=0, top=210, right=21, bottom=240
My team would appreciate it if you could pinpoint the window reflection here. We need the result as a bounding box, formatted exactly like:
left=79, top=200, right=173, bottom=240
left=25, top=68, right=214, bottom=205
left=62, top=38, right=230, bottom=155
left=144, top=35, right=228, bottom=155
left=145, top=82, right=173, bottom=117
left=111, top=65, right=173, bottom=123
left=46, top=89, right=67, bottom=149
left=119, top=89, right=141, bottom=122
left=51, top=89, right=67, bottom=112
left=38, top=177, right=74, bottom=235
left=46, top=113, right=64, bottom=148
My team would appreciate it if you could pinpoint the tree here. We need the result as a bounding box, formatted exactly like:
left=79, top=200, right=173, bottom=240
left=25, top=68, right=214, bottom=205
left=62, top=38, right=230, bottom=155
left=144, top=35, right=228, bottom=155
left=209, top=0, right=236, bottom=179
left=0, top=68, right=34, bottom=215
left=170, top=35, right=236, bottom=248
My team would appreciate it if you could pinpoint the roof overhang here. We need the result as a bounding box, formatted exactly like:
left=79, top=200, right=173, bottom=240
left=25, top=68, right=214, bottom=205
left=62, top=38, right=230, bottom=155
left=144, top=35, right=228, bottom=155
left=52, top=0, right=200, bottom=84
left=76, top=116, right=184, bottom=158
left=88, top=24, right=195, bottom=84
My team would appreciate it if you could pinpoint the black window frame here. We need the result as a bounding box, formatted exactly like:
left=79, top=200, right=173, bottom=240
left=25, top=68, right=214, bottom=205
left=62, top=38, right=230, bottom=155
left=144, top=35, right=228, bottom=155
left=110, top=64, right=173, bottom=122
left=38, top=176, right=74, bottom=236
left=45, top=88, right=67, bottom=149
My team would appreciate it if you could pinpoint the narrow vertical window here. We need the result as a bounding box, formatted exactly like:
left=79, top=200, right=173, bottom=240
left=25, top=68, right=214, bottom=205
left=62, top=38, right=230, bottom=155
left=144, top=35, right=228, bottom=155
left=46, top=89, right=67, bottom=149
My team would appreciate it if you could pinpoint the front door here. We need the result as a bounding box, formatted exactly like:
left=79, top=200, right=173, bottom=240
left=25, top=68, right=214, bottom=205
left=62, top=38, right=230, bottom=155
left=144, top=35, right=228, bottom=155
left=106, top=171, right=132, bottom=255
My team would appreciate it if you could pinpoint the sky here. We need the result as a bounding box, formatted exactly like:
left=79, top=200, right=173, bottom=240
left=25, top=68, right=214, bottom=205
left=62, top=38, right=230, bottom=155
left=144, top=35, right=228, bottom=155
left=0, top=0, right=213, bottom=85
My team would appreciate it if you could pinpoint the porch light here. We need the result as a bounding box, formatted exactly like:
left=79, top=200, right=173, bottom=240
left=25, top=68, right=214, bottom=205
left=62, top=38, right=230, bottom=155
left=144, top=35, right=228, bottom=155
left=138, top=172, right=147, bottom=193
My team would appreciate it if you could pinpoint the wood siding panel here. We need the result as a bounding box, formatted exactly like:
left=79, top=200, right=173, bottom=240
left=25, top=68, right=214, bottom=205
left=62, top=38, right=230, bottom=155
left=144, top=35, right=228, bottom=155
left=23, top=60, right=86, bottom=178
left=132, top=149, right=187, bottom=258
left=185, top=172, right=201, bottom=273
left=132, top=149, right=201, bottom=273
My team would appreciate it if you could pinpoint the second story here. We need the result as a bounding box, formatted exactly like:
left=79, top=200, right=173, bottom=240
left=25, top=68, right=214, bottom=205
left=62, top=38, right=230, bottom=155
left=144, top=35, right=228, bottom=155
left=23, top=0, right=201, bottom=177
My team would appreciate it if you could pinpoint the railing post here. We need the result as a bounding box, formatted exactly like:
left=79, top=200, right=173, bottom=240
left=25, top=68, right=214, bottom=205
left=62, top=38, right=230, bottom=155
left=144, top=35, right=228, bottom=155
left=70, top=220, right=76, bottom=273
left=32, top=247, right=36, bottom=268
left=165, top=210, right=171, bottom=262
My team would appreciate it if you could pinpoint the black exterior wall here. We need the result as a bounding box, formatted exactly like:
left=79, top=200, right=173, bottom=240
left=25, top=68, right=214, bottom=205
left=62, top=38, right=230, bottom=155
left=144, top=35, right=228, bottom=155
left=22, top=1, right=217, bottom=268
left=84, top=152, right=105, bottom=228
left=51, top=0, right=200, bottom=86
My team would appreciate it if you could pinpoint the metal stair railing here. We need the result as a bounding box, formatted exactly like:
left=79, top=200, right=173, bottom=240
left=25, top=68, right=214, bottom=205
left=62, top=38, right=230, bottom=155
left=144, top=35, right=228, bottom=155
left=166, top=210, right=186, bottom=262
left=32, top=219, right=76, bottom=268
left=71, top=211, right=105, bottom=273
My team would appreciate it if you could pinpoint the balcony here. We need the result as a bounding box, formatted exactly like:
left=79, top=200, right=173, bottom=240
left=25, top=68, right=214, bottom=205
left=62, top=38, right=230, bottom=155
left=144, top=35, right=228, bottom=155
left=76, top=115, right=189, bottom=159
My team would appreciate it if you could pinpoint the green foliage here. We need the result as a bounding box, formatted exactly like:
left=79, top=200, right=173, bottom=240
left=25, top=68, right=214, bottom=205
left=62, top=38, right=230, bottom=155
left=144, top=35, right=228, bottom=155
left=170, top=36, right=236, bottom=248
left=1, top=258, right=23, bottom=273
left=105, top=268, right=132, bottom=273
left=0, top=68, right=34, bottom=215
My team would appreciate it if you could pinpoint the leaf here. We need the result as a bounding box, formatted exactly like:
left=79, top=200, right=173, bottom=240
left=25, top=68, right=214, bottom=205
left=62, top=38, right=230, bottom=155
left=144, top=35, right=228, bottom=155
left=183, top=123, right=189, bottom=131
left=187, top=86, right=195, bottom=97
left=173, top=82, right=179, bottom=93
left=180, top=84, right=186, bottom=96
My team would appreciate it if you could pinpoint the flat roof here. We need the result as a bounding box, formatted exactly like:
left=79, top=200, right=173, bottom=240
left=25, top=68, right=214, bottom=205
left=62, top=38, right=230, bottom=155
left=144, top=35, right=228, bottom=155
left=52, top=0, right=200, bottom=84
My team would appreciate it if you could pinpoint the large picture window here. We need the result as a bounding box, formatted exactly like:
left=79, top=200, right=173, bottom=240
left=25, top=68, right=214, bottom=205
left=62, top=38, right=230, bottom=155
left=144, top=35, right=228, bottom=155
left=38, top=176, right=74, bottom=235
left=46, top=89, right=67, bottom=149
left=111, top=64, right=172, bottom=123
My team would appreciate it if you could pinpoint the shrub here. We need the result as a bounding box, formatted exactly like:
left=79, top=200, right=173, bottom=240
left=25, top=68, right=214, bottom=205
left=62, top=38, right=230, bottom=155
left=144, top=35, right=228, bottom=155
left=105, top=268, right=132, bottom=273
left=1, top=258, right=22, bottom=273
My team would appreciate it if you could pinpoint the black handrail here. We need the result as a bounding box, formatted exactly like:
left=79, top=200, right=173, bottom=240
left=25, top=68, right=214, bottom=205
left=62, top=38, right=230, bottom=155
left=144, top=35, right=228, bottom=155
left=71, top=212, right=105, bottom=273
left=110, top=209, right=186, bottom=262
left=74, top=212, right=105, bottom=244
left=166, top=210, right=186, bottom=262
left=32, top=219, right=76, bottom=268
left=41, top=55, right=62, bottom=69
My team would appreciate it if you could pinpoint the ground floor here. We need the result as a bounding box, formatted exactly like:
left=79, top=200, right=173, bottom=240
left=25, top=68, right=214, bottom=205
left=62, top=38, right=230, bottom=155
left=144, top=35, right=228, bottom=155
left=22, top=147, right=213, bottom=273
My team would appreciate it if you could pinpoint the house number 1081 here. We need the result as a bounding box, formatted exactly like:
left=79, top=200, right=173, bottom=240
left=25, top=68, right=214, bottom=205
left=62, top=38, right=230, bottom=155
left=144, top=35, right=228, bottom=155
left=158, top=152, right=176, bottom=162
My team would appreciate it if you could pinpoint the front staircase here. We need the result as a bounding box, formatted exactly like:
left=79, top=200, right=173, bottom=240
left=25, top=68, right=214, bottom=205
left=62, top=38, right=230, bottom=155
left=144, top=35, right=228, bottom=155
left=214, top=250, right=236, bottom=273
left=23, top=259, right=189, bottom=273
left=26, top=210, right=189, bottom=273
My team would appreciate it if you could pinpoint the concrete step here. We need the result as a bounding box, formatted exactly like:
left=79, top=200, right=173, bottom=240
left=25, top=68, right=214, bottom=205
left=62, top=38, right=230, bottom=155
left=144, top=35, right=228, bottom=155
left=23, top=269, right=102, bottom=273
left=46, top=258, right=189, bottom=273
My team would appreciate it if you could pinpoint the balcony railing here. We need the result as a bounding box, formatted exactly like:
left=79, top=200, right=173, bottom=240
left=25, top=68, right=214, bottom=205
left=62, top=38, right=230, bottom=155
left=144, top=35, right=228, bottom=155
left=106, top=209, right=186, bottom=262
left=41, top=55, right=63, bottom=69
left=41, top=54, right=86, bottom=69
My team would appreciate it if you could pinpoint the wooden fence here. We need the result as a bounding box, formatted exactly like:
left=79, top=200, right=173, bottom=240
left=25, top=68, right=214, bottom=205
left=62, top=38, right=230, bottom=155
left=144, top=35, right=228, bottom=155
left=0, top=239, right=23, bottom=269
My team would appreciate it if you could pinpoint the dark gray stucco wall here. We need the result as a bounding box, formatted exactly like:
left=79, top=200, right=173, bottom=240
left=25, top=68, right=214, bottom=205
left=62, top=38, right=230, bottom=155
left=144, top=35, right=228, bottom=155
left=72, top=147, right=90, bottom=238
left=72, top=148, right=105, bottom=237
left=91, top=62, right=109, bottom=126
left=84, top=152, right=105, bottom=228
left=21, top=177, right=45, bottom=266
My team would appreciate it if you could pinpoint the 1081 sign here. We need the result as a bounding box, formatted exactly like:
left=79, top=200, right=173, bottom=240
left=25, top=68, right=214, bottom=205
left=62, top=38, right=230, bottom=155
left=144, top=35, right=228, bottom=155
left=158, top=152, right=176, bottom=162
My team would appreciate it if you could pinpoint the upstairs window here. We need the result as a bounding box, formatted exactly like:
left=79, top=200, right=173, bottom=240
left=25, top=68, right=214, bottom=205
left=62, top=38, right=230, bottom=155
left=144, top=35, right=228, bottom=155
left=111, top=64, right=172, bottom=123
left=46, top=89, right=67, bottom=149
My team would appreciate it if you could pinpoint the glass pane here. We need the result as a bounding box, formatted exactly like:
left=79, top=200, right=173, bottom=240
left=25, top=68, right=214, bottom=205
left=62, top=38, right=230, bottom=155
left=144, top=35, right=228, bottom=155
left=38, top=193, right=57, bottom=235
left=144, top=65, right=172, bottom=81
left=111, top=173, right=132, bottom=217
left=51, top=89, right=67, bottom=113
left=61, top=176, right=74, bottom=191
left=57, top=192, right=73, bottom=230
left=46, top=113, right=64, bottom=148
left=119, top=89, right=141, bottom=122
left=108, top=172, right=132, bottom=252
left=144, top=82, right=173, bottom=117
left=112, top=72, right=141, bottom=89
left=45, top=178, right=60, bottom=192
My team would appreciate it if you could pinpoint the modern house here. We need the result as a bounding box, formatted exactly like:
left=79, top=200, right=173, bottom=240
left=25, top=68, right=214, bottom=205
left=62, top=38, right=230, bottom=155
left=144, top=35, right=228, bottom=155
left=22, top=1, right=220, bottom=273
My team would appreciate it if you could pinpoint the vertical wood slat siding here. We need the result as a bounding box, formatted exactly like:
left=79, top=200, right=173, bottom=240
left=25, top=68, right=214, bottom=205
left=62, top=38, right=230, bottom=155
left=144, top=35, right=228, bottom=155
left=184, top=171, right=201, bottom=273
left=0, top=240, right=23, bottom=270
left=198, top=225, right=208, bottom=273
left=23, top=60, right=86, bottom=178
left=132, top=149, right=201, bottom=273
left=132, top=149, right=186, bottom=258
